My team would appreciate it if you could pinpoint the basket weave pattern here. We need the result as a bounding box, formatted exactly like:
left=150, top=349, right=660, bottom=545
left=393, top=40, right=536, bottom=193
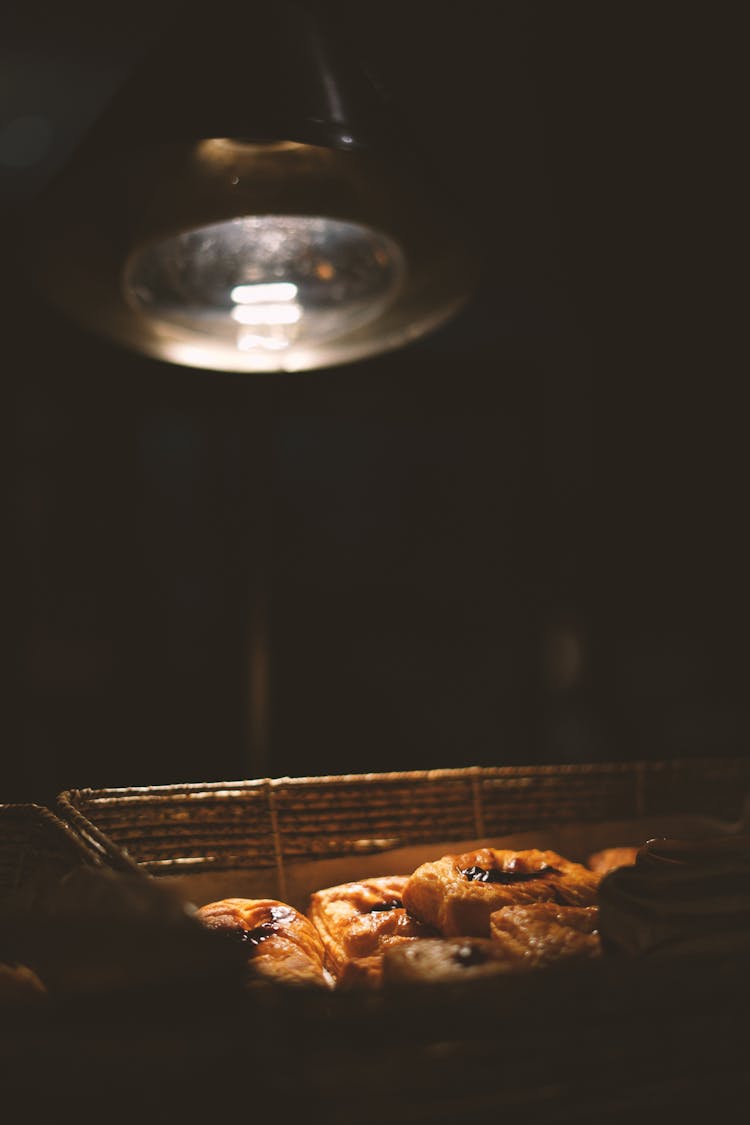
left=57, top=757, right=750, bottom=881
left=0, top=803, right=98, bottom=901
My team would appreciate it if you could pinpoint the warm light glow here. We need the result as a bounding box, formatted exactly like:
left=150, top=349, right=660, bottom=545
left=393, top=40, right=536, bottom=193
left=230, top=303, right=302, bottom=326
left=196, top=138, right=305, bottom=160
left=32, top=130, right=478, bottom=374
left=237, top=332, right=290, bottom=352
left=124, top=214, right=407, bottom=371
left=230, top=282, right=298, bottom=304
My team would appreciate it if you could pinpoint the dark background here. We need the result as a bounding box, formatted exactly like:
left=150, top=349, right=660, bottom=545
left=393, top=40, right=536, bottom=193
left=3, top=2, right=747, bottom=803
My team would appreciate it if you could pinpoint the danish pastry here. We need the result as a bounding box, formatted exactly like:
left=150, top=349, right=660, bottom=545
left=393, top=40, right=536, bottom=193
left=586, top=846, right=639, bottom=875
left=195, top=898, right=329, bottom=987
left=382, top=936, right=512, bottom=984
left=598, top=835, right=750, bottom=956
left=308, top=875, right=436, bottom=984
left=489, top=903, right=601, bottom=967
left=336, top=954, right=385, bottom=989
left=402, top=847, right=600, bottom=937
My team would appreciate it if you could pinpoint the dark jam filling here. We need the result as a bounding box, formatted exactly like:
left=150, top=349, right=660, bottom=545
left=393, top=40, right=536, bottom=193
left=460, top=864, right=560, bottom=884
left=223, top=923, right=277, bottom=947
left=453, top=943, right=489, bottom=968
left=369, top=899, right=403, bottom=913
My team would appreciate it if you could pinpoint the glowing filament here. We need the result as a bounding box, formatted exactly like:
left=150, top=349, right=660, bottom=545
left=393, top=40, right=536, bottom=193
left=231, top=303, right=302, bottom=325
left=230, top=282, right=298, bottom=303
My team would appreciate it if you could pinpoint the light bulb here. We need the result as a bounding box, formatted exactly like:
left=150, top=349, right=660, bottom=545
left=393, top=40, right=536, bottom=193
left=28, top=139, right=478, bottom=373
left=124, top=215, right=406, bottom=372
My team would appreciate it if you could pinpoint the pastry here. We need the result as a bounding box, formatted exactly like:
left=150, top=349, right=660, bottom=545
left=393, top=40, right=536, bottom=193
left=586, top=846, right=639, bottom=875
left=195, top=898, right=329, bottom=987
left=382, top=937, right=512, bottom=984
left=598, top=835, right=750, bottom=957
left=336, top=954, right=385, bottom=989
left=308, top=875, right=436, bottom=985
left=489, top=903, right=601, bottom=967
left=402, top=847, right=600, bottom=937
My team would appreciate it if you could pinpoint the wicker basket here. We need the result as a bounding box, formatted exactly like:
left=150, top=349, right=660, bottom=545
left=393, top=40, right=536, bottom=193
left=0, top=803, right=99, bottom=906
left=0, top=802, right=100, bottom=992
left=57, top=756, right=750, bottom=891
left=42, top=759, right=750, bottom=1123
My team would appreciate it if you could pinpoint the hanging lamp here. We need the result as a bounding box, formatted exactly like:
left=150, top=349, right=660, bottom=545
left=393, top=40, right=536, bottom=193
left=24, top=0, right=478, bottom=373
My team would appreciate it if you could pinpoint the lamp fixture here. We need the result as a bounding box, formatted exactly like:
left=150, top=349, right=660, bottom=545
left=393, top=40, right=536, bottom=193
left=25, top=1, right=478, bottom=374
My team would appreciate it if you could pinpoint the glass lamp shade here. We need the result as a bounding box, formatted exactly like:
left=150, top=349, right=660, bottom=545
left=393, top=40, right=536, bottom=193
left=124, top=214, right=407, bottom=372
left=27, top=139, right=478, bottom=373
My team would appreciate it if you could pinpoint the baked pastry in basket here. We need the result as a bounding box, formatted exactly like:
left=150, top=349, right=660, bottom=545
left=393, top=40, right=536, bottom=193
left=308, top=875, right=436, bottom=985
left=598, top=835, right=750, bottom=956
left=489, top=903, right=601, bottom=967
left=195, top=898, right=329, bottom=987
left=402, top=847, right=600, bottom=937
left=336, top=954, right=385, bottom=988
left=382, top=936, right=512, bottom=984
left=586, top=846, right=639, bottom=875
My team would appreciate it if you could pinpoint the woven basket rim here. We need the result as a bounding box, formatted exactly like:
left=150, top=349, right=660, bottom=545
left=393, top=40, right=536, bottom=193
left=0, top=800, right=104, bottom=903
left=54, top=756, right=750, bottom=889
left=58, top=754, right=746, bottom=806
left=0, top=801, right=99, bottom=854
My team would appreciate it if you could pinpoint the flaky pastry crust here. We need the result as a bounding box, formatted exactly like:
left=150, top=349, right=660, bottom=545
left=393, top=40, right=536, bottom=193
left=308, top=875, right=436, bottom=984
left=402, top=848, right=600, bottom=937
left=489, top=903, right=601, bottom=967
left=196, top=897, right=329, bottom=987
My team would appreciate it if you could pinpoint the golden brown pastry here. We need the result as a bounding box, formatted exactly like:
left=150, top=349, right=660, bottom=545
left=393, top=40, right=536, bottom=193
left=195, top=898, right=329, bottom=987
left=382, top=937, right=512, bottom=984
left=489, top=903, right=601, bottom=967
left=336, top=954, right=385, bottom=989
left=402, top=847, right=600, bottom=937
left=586, top=846, right=639, bottom=875
left=308, top=875, right=436, bottom=985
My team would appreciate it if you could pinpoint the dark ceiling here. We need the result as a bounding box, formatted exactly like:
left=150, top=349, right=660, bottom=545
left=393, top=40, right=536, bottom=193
left=3, top=3, right=747, bottom=800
